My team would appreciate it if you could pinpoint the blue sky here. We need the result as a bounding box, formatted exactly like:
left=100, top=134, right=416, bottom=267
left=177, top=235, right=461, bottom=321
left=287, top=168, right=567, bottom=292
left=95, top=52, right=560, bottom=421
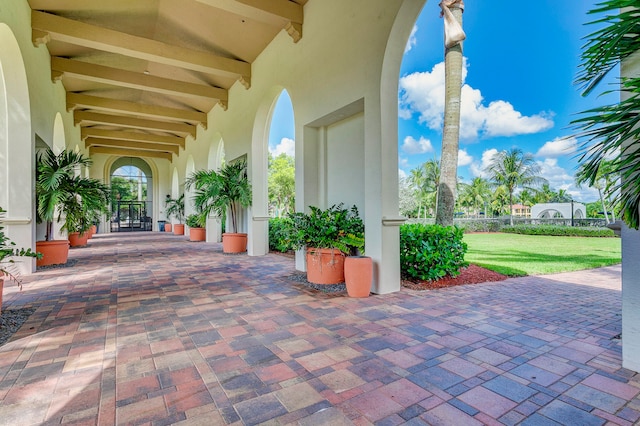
left=269, top=1, right=616, bottom=202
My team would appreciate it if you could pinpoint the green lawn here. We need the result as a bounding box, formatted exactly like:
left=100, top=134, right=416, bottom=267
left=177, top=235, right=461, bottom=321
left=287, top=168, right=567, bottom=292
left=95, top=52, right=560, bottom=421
left=463, top=233, right=621, bottom=276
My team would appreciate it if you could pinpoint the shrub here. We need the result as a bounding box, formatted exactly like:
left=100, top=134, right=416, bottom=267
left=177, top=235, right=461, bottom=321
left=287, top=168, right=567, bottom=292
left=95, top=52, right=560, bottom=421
left=269, top=217, right=295, bottom=253
left=400, top=223, right=468, bottom=281
left=289, top=204, right=364, bottom=255
left=500, top=225, right=615, bottom=237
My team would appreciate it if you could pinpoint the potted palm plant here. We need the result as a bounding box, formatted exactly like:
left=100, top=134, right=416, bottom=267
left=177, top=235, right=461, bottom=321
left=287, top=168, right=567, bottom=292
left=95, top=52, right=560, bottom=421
left=186, top=212, right=206, bottom=242
left=185, top=159, right=252, bottom=253
left=289, top=204, right=365, bottom=286
left=61, top=176, right=110, bottom=247
left=36, top=148, right=109, bottom=265
left=165, top=194, right=185, bottom=235
left=1, top=207, right=41, bottom=312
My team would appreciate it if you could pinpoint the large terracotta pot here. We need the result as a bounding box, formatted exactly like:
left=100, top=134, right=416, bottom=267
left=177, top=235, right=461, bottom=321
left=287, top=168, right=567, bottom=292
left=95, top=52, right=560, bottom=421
left=68, top=232, right=89, bottom=247
left=164, top=223, right=172, bottom=232
left=36, top=240, right=70, bottom=266
left=222, top=233, right=247, bottom=253
left=173, top=224, right=185, bottom=235
left=189, top=227, right=206, bottom=242
left=306, top=248, right=345, bottom=285
left=344, top=256, right=372, bottom=297
left=88, top=225, right=97, bottom=239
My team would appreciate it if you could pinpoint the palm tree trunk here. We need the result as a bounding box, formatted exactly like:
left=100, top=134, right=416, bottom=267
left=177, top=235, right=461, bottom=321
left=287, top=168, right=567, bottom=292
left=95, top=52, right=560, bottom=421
left=598, top=188, right=610, bottom=224
left=436, top=2, right=464, bottom=226
left=509, top=192, right=514, bottom=226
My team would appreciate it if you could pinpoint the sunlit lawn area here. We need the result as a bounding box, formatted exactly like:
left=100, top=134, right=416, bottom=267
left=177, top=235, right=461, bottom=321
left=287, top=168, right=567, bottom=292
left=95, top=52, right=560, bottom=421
left=463, top=233, right=621, bottom=276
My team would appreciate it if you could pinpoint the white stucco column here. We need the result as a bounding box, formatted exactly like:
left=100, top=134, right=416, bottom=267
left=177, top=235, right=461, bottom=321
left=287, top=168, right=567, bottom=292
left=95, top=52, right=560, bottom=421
left=622, top=224, right=640, bottom=371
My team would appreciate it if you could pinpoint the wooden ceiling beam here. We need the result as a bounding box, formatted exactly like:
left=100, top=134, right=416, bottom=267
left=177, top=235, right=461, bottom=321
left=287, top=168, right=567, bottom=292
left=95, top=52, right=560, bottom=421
left=90, top=146, right=173, bottom=161
left=81, top=128, right=186, bottom=149
left=32, top=11, right=251, bottom=84
left=68, top=93, right=207, bottom=127
left=52, top=57, right=228, bottom=104
left=75, top=111, right=196, bottom=137
left=195, top=0, right=303, bottom=42
left=85, top=137, right=179, bottom=155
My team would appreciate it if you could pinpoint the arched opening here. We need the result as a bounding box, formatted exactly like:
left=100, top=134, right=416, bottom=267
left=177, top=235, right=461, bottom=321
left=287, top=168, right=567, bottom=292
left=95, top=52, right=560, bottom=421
left=0, top=23, right=35, bottom=274
left=109, top=157, right=153, bottom=232
left=268, top=90, right=295, bottom=219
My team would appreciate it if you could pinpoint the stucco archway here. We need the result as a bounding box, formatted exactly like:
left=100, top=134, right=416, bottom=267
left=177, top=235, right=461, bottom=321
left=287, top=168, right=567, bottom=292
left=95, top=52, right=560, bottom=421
left=248, top=86, right=288, bottom=256
left=0, top=23, right=35, bottom=274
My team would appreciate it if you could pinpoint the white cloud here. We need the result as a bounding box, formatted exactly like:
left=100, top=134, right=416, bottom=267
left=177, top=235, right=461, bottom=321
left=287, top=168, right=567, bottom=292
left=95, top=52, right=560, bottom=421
left=269, top=137, right=295, bottom=157
left=404, top=25, right=418, bottom=53
left=399, top=59, right=554, bottom=141
left=536, top=136, right=578, bottom=158
left=469, top=148, right=499, bottom=178
left=399, top=168, right=408, bottom=180
left=402, top=136, right=434, bottom=155
left=458, top=149, right=473, bottom=167
left=399, top=156, right=410, bottom=169
left=536, top=158, right=599, bottom=202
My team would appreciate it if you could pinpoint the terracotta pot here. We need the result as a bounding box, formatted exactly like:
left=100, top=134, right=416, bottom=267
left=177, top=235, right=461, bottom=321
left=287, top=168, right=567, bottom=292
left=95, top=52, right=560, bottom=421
left=173, top=224, right=185, bottom=235
left=189, top=227, right=206, bottom=242
left=68, top=232, right=89, bottom=247
left=36, top=240, right=70, bottom=266
left=306, top=248, right=345, bottom=285
left=88, top=225, right=97, bottom=238
left=164, top=223, right=172, bottom=232
left=344, top=256, right=372, bottom=297
left=222, top=233, right=247, bottom=253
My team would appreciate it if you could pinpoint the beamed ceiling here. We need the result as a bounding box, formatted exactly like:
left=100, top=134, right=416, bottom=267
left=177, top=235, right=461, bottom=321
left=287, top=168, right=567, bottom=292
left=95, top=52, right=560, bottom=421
left=28, top=0, right=306, bottom=160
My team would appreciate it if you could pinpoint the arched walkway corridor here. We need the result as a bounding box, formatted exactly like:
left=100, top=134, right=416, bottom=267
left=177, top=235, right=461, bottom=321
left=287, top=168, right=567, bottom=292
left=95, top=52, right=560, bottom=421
left=0, top=234, right=637, bottom=425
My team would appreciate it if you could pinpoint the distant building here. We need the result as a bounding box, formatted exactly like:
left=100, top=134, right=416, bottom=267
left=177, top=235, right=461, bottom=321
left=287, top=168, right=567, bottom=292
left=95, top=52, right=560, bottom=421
left=511, top=204, right=531, bottom=218
left=531, top=203, right=586, bottom=219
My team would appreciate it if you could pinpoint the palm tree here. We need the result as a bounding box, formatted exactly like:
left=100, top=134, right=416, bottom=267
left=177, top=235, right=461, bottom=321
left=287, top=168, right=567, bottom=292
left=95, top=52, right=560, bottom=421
left=458, top=177, right=491, bottom=217
left=36, top=148, right=109, bottom=241
left=423, top=159, right=441, bottom=216
left=576, top=160, right=615, bottom=223
left=185, top=160, right=252, bottom=234
left=407, top=167, right=426, bottom=218
left=486, top=148, right=547, bottom=225
left=572, top=1, right=640, bottom=229
left=435, top=0, right=465, bottom=226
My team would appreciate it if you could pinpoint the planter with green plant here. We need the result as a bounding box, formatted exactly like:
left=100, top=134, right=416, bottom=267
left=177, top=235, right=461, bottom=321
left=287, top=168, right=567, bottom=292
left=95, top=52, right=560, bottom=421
left=36, top=148, right=109, bottom=264
left=289, top=204, right=365, bottom=285
left=186, top=213, right=206, bottom=242
left=1, top=207, right=41, bottom=312
left=165, top=194, right=185, bottom=235
left=186, top=159, right=252, bottom=253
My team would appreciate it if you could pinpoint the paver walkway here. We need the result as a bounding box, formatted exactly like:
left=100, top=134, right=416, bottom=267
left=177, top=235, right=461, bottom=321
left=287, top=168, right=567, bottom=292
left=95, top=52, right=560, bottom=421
left=0, top=232, right=637, bottom=425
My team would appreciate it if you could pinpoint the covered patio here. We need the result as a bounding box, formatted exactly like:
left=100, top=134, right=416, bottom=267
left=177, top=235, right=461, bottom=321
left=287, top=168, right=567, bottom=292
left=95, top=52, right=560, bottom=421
left=0, top=233, right=637, bottom=425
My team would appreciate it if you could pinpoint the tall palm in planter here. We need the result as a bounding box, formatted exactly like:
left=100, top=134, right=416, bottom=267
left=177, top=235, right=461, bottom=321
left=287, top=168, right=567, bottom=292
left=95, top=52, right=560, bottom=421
left=186, top=160, right=252, bottom=253
left=165, top=194, right=185, bottom=235
left=36, top=148, right=109, bottom=264
left=61, top=177, right=110, bottom=247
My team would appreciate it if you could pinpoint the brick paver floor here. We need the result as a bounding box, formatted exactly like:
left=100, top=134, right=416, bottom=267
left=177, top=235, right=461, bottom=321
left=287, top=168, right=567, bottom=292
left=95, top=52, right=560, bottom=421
left=0, top=232, right=637, bottom=425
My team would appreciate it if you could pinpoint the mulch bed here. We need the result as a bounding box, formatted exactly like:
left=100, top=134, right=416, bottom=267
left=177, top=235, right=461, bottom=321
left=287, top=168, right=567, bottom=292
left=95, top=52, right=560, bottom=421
left=402, top=264, right=508, bottom=290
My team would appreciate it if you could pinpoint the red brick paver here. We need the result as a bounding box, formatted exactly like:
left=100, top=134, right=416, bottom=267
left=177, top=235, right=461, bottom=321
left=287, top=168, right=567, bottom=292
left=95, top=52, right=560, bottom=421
left=0, top=232, right=636, bottom=425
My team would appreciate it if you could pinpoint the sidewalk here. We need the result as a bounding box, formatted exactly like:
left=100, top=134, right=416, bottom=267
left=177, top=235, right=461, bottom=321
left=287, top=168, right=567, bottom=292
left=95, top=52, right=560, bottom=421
left=0, top=232, right=636, bottom=425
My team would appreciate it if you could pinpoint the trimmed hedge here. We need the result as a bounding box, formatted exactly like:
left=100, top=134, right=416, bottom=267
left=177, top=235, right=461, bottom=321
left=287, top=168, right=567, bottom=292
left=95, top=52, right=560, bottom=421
left=268, top=217, right=295, bottom=252
left=400, top=223, right=468, bottom=281
left=500, top=225, right=616, bottom=237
